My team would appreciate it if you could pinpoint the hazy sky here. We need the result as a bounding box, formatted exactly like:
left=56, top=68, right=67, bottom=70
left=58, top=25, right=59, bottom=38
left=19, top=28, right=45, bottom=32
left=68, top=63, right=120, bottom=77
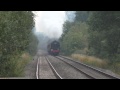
left=34, top=11, right=67, bottom=39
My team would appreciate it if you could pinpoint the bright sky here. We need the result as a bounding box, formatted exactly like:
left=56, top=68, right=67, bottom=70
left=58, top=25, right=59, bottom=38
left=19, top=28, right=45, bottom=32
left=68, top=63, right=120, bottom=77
left=33, top=11, right=67, bottom=39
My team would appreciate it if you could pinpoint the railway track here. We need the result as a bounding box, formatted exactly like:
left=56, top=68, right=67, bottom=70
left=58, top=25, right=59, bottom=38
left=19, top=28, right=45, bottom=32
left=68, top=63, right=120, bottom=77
left=48, top=55, right=93, bottom=79
left=56, top=55, right=120, bottom=79
left=36, top=57, right=39, bottom=79
left=36, top=56, right=63, bottom=79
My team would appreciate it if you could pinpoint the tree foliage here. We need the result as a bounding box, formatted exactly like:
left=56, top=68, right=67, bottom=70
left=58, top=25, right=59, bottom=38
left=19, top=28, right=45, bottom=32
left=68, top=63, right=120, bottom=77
left=75, top=11, right=90, bottom=22
left=61, top=11, right=120, bottom=62
left=88, top=11, right=120, bottom=59
left=0, top=11, right=35, bottom=76
left=61, top=23, right=88, bottom=55
left=27, top=28, right=38, bottom=56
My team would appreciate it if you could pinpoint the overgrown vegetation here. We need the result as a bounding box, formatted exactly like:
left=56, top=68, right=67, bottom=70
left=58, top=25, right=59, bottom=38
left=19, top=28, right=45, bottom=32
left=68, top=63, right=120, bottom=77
left=71, top=54, right=108, bottom=68
left=1, top=52, right=32, bottom=77
left=60, top=11, right=89, bottom=55
left=87, top=11, right=120, bottom=60
left=71, top=54, right=120, bottom=75
left=60, top=11, right=120, bottom=75
left=0, top=11, right=38, bottom=76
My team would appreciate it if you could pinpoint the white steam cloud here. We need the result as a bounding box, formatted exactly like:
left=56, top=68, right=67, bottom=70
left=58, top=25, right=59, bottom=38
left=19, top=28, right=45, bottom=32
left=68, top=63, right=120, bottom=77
left=34, top=11, right=67, bottom=39
left=33, top=11, right=75, bottom=50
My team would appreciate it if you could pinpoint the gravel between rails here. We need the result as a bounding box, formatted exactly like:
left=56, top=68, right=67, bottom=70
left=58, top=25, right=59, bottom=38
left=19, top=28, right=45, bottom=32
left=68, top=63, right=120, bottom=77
left=47, top=55, right=92, bottom=79
left=39, top=56, right=57, bottom=79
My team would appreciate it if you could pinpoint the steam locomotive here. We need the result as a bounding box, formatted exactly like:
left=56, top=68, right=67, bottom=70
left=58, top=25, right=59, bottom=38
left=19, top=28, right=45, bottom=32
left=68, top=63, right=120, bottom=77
left=47, top=40, right=60, bottom=56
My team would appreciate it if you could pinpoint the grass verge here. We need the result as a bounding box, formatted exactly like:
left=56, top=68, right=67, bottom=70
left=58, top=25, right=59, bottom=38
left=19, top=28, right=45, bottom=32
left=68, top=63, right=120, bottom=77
left=71, top=54, right=108, bottom=68
left=0, top=52, right=32, bottom=77
left=71, top=54, right=120, bottom=75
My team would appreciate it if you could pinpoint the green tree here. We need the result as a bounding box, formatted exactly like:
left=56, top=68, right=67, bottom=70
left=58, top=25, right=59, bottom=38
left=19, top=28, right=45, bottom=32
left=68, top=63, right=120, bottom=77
left=88, top=11, right=120, bottom=59
left=60, top=21, right=74, bottom=41
left=0, top=11, right=34, bottom=76
left=75, top=11, right=90, bottom=22
left=27, top=28, right=38, bottom=56
left=60, top=11, right=90, bottom=55
left=61, top=22, right=88, bottom=55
